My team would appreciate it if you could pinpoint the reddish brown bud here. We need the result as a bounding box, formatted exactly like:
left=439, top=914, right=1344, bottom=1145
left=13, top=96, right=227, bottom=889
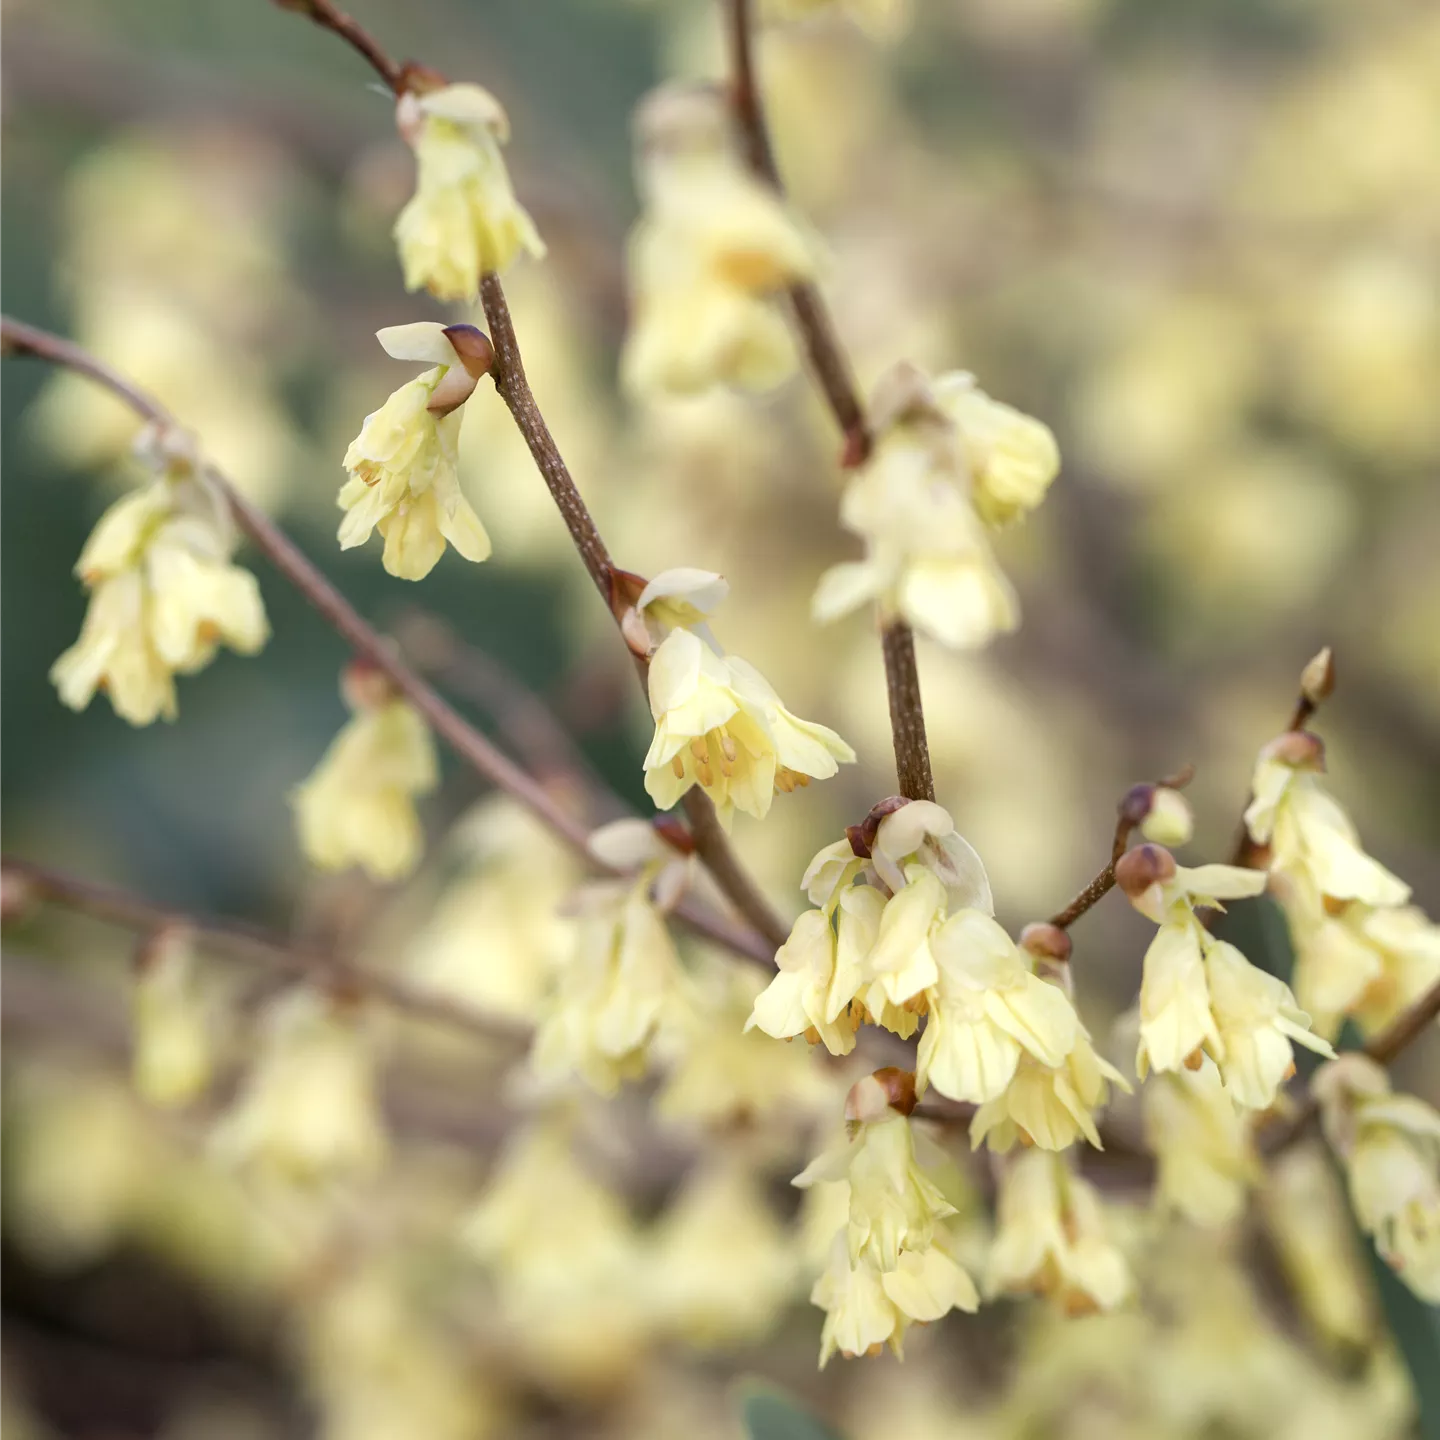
left=0, top=870, right=36, bottom=924
left=651, top=814, right=696, bottom=856
left=1020, top=922, right=1072, bottom=964
left=1261, top=730, right=1326, bottom=772
left=1114, top=843, right=1177, bottom=900
left=441, top=324, right=495, bottom=379
left=341, top=655, right=399, bottom=712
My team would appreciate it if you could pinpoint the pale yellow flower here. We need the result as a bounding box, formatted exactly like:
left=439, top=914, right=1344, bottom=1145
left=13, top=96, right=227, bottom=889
left=213, top=990, right=385, bottom=1183
left=933, top=371, right=1062, bottom=528
left=987, top=1150, right=1132, bottom=1315
left=1144, top=1059, right=1260, bottom=1226
left=916, top=909, right=1080, bottom=1105
left=52, top=462, right=267, bottom=725
left=131, top=928, right=212, bottom=1109
left=642, top=626, right=853, bottom=827
left=761, top=0, right=911, bottom=40
left=292, top=686, right=438, bottom=881
left=746, top=901, right=864, bottom=1056
left=394, top=83, right=544, bottom=302
left=623, top=86, right=815, bottom=397
left=1314, top=1055, right=1440, bottom=1303
left=339, top=323, right=493, bottom=579
left=1244, top=734, right=1410, bottom=906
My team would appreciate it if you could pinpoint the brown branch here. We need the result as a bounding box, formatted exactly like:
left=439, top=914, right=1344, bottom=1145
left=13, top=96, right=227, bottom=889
left=1, top=316, right=772, bottom=967
left=272, top=0, right=402, bottom=91
left=3, top=857, right=528, bottom=1044
left=880, top=621, right=935, bottom=802
left=1048, top=763, right=1195, bottom=930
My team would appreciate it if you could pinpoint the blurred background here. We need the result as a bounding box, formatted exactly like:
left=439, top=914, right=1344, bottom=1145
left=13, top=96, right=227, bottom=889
left=3, top=0, right=1438, bottom=1436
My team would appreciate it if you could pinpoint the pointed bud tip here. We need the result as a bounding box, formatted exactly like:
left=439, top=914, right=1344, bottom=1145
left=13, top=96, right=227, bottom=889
left=1300, top=647, right=1336, bottom=705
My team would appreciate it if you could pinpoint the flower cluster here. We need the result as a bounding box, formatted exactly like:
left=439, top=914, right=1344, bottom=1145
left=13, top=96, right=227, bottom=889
left=394, top=82, right=545, bottom=303
left=623, top=84, right=816, bottom=397
left=292, top=664, right=438, bottom=882
left=1247, top=728, right=1439, bottom=1041
left=635, top=569, right=854, bottom=827
left=52, top=429, right=269, bottom=725
left=1118, top=844, right=1334, bottom=1109
left=339, top=323, right=495, bottom=579
left=796, top=1073, right=980, bottom=1362
left=1313, top=1054, right=1440, bottom=1302
left=813, top=363, right=1059, bottom=650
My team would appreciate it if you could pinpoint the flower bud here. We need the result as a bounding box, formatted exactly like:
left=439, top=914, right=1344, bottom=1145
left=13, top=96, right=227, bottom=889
left=845, top=1068, right=917, bottom=1125
left=340, top=656, right=399, bottom=713
left=0, top=869, right=35, bottom=924
left=1020, top=922, right=1072, bottom=964
left=1139, top=786, right=1194, bottom=847
left=1300, top=646, right=1336, bottom=705
left=1114, top=844, right=1177, bottom=902
left=1259, top=730, right=1326, bottom=772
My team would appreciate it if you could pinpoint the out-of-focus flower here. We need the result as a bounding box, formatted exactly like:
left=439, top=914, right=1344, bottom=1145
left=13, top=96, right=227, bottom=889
left=1245, top=732, right=1409, bottom=907
left=131, top=927, right=212, bottom=1108
left=814, top=363, right=1053, bottom=649
left=1118, top=845, right=1331, bottom=1106
left=293, top=668, right=437, bottom=882
left=339, top=323, right=494, bottom=579
left=642, top=623, right=853, bottom=828
left=761, top=0, right=911, bottom=41
left=623, top=84, right=815, bottom=397
left=986, top=1149, right=1132, bottom=1315
left=647, top=1155, right=797, bottom=1346
left=1144, top=1058, right=1259, bottom=1226
left=213, top=990, right=385, bottom=1184
left=50, top=438, right=268, bottom=726
left=1313, top=1054, right=1440, bottom=1303
left=394, top=83, right=544, bottom=302
left=796, top=1074, right=979, bottom=1363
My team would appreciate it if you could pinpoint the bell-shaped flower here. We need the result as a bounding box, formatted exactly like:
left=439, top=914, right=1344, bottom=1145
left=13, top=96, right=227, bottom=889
left=394, top=83, right=544, bottom=302
left=1314, top=1055, right=1440, bottom=1303
left=622, top=84, right=815, bottom=397
left=1144, top=1057, right=1260, bottom=1226
left=986, top=1150, right=1132, bottom=1315
left=916, top=909, right=1081, bottom=1105
left=52, top=448, right=268, bottom=725
left=529, top=820, right=687, bottom=1094
left=213, top=990, right=385, bottom=1183
left=642, top=626, right=853, bottom=827
left=797, top=1074, right=979, bottom=1363
left=339, top=323, right=494, bottom=579
left=933, top=370, right=1061, bottom=528
left=130, top=927, right=212, bottom=1109
left=292, top=670, right=438, bottom=881
left=1244, top=732, right=1409, bottom=906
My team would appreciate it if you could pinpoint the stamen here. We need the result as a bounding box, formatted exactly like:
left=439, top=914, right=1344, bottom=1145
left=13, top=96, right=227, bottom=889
left=720, top=735, right=738, bottom=763
left=670, top=754, right=685, bottom=780
left=714, top=729, right=735, bottom=776
left=689, top=736, right=711, bottom=764
left=695, top=760, right=714, bottom=787
left=775, top=771, right=796, bottom=794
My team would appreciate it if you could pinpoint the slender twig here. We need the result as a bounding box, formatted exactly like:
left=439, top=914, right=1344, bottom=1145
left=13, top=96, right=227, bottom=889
left=1, top=317, right=771, bottom=966
left=3, top=857, right=528, bottom=1043
left=272, top=0, right=402, bottom=90
left=1048, top=763, right=1196, bottom=930
left=721, top=0, right=937, bottom=806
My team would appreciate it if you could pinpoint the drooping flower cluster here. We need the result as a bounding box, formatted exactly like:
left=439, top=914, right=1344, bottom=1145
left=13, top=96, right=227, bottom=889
left=1313, top=1054, right=1440, bottom=1302
left=51, top=427, right=269, bottom=725
left=622, top=84, right=816, bottom=398
left=987, top=1149, right=1133, bottom=1316
left=339, top=323, right=495, bottom=579
left=393, top=82, right=545, bottom=303
left=635, top=569, right=854, bottom=828
left=529, top=819, right=689, bottom=1095
left=795, top=1073, right=980, bottom=1363
left=813, top=363, right=1059, bottom=650
left=1118, top=843, right=1334, bottom=1109
left=1247, top=727, right=1439, bottom=1042
left=292, top=664, right=438, bottom=882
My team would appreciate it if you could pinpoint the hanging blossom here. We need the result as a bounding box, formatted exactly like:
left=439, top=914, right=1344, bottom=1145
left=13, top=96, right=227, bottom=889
left=986, top=1149, right=1133, bottom=1316
left=1313, top=1054, right=1440, bottom=1303
left=529, top=819, right=690, bottom=1096
left=339, top=322, right=495, bottom=579
left=795, top=1072, right=979, bottom=1364
left=1117, top=844, right=1333, bottom=1110
left=747, top=798, right=994, bottom=1055
left=761, top=0, right=911, bottom=40
left=51, top=426, right=268, bottom=725
left=1244, top=730, right=1410, bottom=907
left=1143, top=1056, right=1260, bottom=1227
left=813, top=363, right=1058, bottom=651
left=965, top=925, right=1131, bottom=1155
left=292, top=663, right=438, bottom=882
left=622, top=83, right=816, bottom=398
left=130, top=926, right=212, bottom=1110
left=393, top=81, right=545, bottom=303
left=630, top=568, right=854, bottom=828
left=213, top=989, right=386, bottom=1184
